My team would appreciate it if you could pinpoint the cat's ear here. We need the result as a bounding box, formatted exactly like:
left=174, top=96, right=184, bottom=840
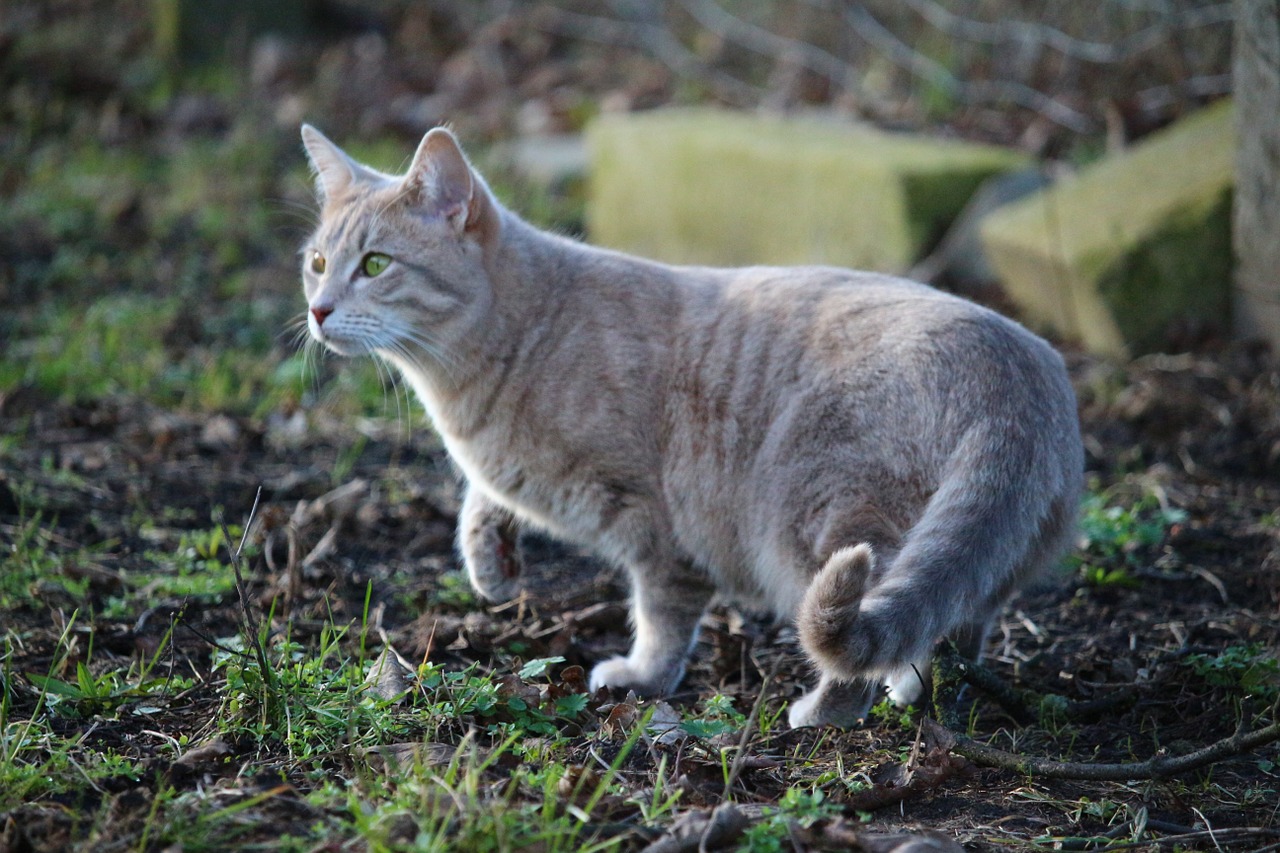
left=301, top=124, right=374, bottom=202
left=403, top=127, right=493, bottom=236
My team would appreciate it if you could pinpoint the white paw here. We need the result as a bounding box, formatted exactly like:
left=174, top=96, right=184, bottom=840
left=588, top=656, right=675, bottom=697
left=885, top=663, right=927, bottom=707
left=787, top=689, right=825, bottom=729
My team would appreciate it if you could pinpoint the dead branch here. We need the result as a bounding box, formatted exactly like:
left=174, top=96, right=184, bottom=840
left=219, top=487, right=277, bottom=697
left=897, top=0, right=1232, bottom=65
left=534, top=4, right=760, bottom=107
left=674, top=0, right=887, bottom=115
left=930, top=641, right=1280, bottom=781
left=933, top=644, right=1139, bottom=726
left=831, top=1, right=1094, bottom=132
left=719, top=656, right=781, bottom=801
left=923, top=713, right=1280, bottom=782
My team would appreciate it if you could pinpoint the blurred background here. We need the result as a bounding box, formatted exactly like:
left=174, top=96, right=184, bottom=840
left=0, top=0, right=1237, bottom=419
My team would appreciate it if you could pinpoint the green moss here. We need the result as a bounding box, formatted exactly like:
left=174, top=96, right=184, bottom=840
left=1097, top=186, right=1233, bottom=353
left=980, top=100, right=1235, bottom=356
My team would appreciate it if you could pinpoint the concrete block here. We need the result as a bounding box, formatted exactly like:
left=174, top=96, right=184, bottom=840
left=586, top=109, right=1027, bottom=273
left=980, top=100, right=1234, bottom=358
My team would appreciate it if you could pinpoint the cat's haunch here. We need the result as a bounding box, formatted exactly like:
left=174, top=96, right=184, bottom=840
left=299, top=123, right=1083, bottom=729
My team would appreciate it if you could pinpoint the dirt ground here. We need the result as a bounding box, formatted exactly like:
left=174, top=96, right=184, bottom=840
left=1, top=2, right=1276, bottom=849
left=2, top=342, right=1279, bottom=850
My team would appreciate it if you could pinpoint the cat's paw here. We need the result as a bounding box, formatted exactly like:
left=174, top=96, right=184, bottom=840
left=588, top=656, right=679, bottom=698
left=786, top=678, right=878, bottom=729
left=884, top=658, right=930, bottom=707
left=461, top=521, right=523, bottom=603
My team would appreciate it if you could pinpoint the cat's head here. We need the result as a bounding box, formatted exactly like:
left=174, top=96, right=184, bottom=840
left=299, top=125, right=499, bottom=367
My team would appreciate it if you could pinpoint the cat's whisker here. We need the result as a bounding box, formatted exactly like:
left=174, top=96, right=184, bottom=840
left=395, top=327, right=461, bottom=378
left=269, top=197, right=320, bottom=231
left=380, top=352, right=413, bottom=439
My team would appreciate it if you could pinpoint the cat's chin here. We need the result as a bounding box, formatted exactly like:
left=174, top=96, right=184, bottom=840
left=313, top=336, right=359, bottom=357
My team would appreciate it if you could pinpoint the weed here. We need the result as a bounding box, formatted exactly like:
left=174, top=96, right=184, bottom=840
left=680, top=693, right=747, bottom=738
left=870, top=697, right=917, bottom=730
left=1, top=616, right=148, bottom=808
left=739, top=786, right=844, bottom=851
left=1186, top=644, right=1280, bottom=702
left=1073, top=491, right=1187, bottom=588
left=432, top=569, right=482, bottom=612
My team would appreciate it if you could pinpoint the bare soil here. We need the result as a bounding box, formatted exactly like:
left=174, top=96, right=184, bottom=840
left=2, top=346, right=1279, bottom=850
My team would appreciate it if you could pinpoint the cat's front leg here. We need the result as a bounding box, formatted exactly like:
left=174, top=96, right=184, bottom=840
left=589, top=562, right=714, bottom=697
left=458, top=486, right=523, bottom=602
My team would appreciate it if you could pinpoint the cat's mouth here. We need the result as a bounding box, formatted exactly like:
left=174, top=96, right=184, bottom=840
left=309, top=325, right=361, bottom=357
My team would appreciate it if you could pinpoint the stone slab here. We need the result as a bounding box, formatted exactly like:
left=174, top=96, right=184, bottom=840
left=586, top=109, right=1027, bottom=273
left=980, top=100, right=1235, bottom=358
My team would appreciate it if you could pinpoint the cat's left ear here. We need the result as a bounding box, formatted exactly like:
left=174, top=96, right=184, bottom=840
left=403, top=128, right=494, bottom=237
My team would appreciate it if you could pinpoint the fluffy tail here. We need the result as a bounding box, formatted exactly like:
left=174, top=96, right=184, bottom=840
left=797, top=426, right=1078, bottom=683
left=796, top=544, right=876, bottom=677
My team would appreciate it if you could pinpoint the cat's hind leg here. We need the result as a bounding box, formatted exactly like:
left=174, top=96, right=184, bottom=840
left=788, top=672, right=880, bottom=729
left=589, top=558, right=714, bottom=697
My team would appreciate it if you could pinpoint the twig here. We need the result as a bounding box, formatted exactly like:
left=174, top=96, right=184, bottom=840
left=933, top=644, right=1139, bottom=726
left=922, top=715, right=1280, bottom=783
left=1093, top=825, right=1280, bottom=850
left=931, top=644, right=1280, bottom=782
left=832, top=1, right=1094, bottom=132
left=219, top=487, right=276, bottom=695
left=719, top=655, right=782, bottom=802
left=897, top=0, right=1232, bottom=65
left=535, top=4, right=760, bottom=107
left=674, top=0, right=887, bottom=115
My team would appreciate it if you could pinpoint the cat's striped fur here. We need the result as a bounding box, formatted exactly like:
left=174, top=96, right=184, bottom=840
left=300, top=125, right=1082, bottom=727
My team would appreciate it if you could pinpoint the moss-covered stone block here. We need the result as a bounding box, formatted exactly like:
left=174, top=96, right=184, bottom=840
left=586, top=109, right=1028, bottom=273
left=980, top=100, right=1234, bottom=358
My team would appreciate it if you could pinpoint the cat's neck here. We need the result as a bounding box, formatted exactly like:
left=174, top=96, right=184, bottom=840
left=384, top=205, right=682, bottom=440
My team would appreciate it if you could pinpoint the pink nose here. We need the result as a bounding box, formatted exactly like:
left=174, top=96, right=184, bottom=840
left=311, top=305, right=334, bottom=326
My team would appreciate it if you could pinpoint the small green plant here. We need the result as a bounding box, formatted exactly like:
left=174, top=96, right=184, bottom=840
left=738, top=786, right=843, bottom=851
left=432, top=570, right=482, bottom=611
left=870, top=697, right=916, bottom=730
left=0, top=489, right=97, bottom=608
left=1073, top=492, right=1187, bottom=587
left=1186, top=644, right=1280, bottom=701
left=680, top=693, right=747, bottom=738
left=2, top=616, right=150, bottom=808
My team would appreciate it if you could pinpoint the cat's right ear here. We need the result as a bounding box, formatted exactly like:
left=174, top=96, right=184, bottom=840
left=301, top=124, right=371, bottom=203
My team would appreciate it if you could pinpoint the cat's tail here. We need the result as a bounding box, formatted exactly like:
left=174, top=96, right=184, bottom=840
left=795, top=544, right=875, bottom=671
left=796, top=424, right=1078, bottom=684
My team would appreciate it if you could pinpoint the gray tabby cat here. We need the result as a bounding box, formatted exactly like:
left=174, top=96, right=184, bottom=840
left=299, top=124, right=1083, bottom=728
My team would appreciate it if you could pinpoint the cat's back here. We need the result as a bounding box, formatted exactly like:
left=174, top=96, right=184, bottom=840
left=674, top=264, right=1071, bottom=415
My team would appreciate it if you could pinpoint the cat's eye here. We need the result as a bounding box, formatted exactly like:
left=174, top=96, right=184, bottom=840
left=361, top=252, right=391, bottom=277
left=310, top=251, right=326, bottom=274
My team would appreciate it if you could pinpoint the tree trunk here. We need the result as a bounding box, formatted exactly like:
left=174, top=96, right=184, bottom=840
left=1233, top=0, right=1280, bottom=345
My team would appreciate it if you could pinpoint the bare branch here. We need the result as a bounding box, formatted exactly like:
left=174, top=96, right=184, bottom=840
left=833, top=1, right=1095, bottom=132
left=898, top=0, right=1232, bottom=65
left=674, top=0, right=887, bottom=113
left=534, top=4, right=761, bottom=107
left=926, top=715, right=1280, bottom=781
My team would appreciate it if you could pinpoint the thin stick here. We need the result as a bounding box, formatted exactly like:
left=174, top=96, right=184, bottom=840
left=923, top=716, right=1280, bottom=782
left=220, top=487, right=276, bottom=694
left=719, top=655, right=783, bottom=803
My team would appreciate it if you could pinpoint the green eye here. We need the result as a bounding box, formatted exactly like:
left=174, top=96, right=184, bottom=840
left=310, top=251, right=326, bottom=274
left=361, top=252, right=391, bottom=277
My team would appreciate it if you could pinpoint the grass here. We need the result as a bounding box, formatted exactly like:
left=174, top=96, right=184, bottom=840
left=2, top=13, right=1275, bottom=848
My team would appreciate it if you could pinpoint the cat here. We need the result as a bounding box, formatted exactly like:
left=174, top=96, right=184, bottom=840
left=298, top=123, right=1083, bottom=728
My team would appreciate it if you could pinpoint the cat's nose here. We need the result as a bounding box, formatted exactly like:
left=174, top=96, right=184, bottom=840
left=311, top=304, right=334, bottom=327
